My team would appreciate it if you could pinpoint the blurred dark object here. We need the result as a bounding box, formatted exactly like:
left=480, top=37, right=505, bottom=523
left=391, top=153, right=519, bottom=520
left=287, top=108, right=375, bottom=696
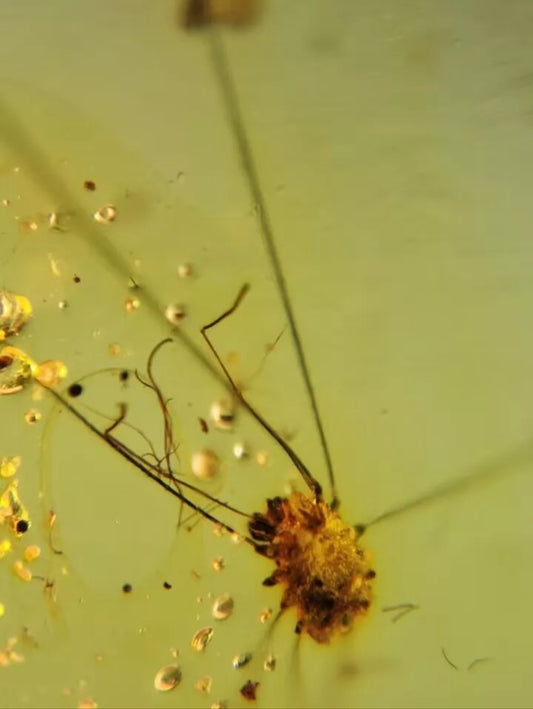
left=181, top=0, right=261, bottom=29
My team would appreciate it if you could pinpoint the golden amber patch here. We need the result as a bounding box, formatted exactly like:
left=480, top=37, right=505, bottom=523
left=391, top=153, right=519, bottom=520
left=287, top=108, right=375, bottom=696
left=250, top=492, right=375, bottom=643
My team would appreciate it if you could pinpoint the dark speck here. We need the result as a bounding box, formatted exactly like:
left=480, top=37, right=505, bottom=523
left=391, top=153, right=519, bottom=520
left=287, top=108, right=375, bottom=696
left=68, top=383, right=83, bottom=398
left=16, top=519, right=29, bottom=534
left=240, top=680, right=259, bottom=702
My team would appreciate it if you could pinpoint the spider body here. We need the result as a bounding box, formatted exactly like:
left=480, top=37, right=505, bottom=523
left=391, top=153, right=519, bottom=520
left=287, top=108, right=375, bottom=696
left=250, top=492, right=375, bottom=643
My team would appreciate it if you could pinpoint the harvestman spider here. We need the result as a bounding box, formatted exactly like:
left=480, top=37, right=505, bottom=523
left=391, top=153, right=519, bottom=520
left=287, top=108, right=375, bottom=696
left=42, top=283, right=376, bottom=645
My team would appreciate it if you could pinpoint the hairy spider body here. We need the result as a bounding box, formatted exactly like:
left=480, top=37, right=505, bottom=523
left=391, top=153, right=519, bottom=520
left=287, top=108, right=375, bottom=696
left=250, top=492, right=375, bottom=643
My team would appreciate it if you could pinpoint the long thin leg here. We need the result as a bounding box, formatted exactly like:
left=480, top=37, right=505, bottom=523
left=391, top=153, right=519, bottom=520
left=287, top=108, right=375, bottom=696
left=206, top=29, right=338, bottom=508
left=40, top=382, right=254, bottom=542
left=201, top=284, right=323, bottom=503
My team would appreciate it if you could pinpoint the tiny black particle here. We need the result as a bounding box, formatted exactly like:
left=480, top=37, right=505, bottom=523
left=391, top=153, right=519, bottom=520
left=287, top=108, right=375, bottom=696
left=119, top=370, right=129, bottom=382
left=163, top=581, right=172, bottom=590
left=68, top=383, right=83, bottom=398
left=84, top=180, right=96, bottom=191
left=16, top=519, right=29, bottom=534
left=122, top=583, right=132, bottom=594
left=73, top=275, right=81, bottom=283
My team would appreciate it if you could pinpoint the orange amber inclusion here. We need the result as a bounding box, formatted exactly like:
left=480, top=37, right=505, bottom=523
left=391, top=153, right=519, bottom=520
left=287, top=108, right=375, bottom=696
left=250, top=492, right=375, bottom=643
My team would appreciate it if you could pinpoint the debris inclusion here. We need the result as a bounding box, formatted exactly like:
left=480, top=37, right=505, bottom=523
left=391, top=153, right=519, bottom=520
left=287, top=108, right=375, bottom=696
left=250, top=492, right=375, bottom=643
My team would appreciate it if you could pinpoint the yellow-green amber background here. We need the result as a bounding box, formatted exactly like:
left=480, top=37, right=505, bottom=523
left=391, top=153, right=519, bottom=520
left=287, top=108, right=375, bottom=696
left=1, top=1, right=533, bottom=707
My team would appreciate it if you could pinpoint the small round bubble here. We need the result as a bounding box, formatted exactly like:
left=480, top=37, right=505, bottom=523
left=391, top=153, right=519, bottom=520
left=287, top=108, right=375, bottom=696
left=210, top=399, right=235, bottom=431
left=232, top=652, right=252, bottom=669
left=93, top=204, right=116, bottom=224
left=263, top=653, right=276, bottom=672
left=212, top=593, right=234, bottom=620
left=191, top=450, right=219, bottom=481
left=165, top=304, right=186, bottom=325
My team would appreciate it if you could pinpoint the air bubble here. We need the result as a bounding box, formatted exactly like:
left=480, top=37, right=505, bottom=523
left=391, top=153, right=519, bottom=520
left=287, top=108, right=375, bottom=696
left=47, top=212, right=63, bottom=230
left=24, top=408, right=41, bottom=425
left=210, top=399, right=235, bottom=431
left=212, top=593, right=234, bottom=620
left=211, top=556, right=225, bottom=572
left=153, top=664, right=182, bottom=692
left=177, top=262, right=194, bottom=279
left=191, top=627, right=214, bottom=652
left=191, top=450, right=219, bottom=481
left=124, top=297, right=140, bottom=313
left=263, top=653, right=276, bottom=672
left=93, top=204, right=117, bottom=224
left=165, top=303, right=186, bottom=325
left=232, top=652, right=252, bottom=669
left=233, top=442, right=248, bottom=459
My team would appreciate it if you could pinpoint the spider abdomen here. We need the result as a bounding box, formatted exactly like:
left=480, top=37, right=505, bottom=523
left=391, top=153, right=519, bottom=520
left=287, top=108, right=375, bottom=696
left=250, top=491, right=375, bottom=643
